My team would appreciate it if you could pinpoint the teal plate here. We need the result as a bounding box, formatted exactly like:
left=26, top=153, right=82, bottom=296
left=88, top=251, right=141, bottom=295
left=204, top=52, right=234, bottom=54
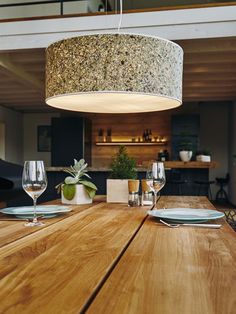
left=148, top=208, right=224, bottom=222
left=162, top=218, right=208, bottom=224
left=0, top=205, right=71, bottom=219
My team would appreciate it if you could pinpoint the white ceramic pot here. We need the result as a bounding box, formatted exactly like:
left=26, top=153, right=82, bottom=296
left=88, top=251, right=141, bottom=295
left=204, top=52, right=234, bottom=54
left=106, top=179, right=128, bottom=203
left=61, top=184, right=92, bottom=205
left=179, top=150, right=192, bottom=162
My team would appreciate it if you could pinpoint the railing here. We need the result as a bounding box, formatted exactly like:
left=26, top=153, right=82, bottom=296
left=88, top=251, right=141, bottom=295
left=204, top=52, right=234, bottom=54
left=0, top=1, right=64, bottom=16
left=0, top=0, right=95, bottom=16
left=0, top=0, right=235, bottom=21
left=0, top=0, right=103, bottom=20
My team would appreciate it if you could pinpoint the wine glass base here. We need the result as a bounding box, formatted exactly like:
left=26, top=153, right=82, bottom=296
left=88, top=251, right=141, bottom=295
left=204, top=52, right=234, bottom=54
left=24, top=221, right=45, bottom=227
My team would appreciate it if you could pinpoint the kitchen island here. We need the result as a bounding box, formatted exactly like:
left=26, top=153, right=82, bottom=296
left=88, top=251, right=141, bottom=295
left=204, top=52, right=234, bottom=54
left=46, top=161, right=218, bottom=197
left=0, top=196, right=235, bottom=314
left=47, top=161, right=218, bottom=172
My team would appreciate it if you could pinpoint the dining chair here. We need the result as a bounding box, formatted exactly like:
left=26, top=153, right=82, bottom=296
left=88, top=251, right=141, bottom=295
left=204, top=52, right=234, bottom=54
left=224, top=209, right=236, bottom=231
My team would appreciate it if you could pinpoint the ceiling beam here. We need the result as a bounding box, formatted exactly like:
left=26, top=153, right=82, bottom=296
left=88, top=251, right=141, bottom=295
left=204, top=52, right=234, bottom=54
left=184, top=64, right=236, bottom=73
left=0, top=89, right=39, bottom=95
left=184, top=80, right=236, bottom=87
left=0, top=54, right=44, bottom=92
left=184, top=87, right=236, bottom=92
left=184, top=73, right=236, bottom=80
left=184, top=52, right=236, bottom=64
left=177, top=37, right=236, bottom=53
left=184, top=90, right=236, bottom=95
left=184, top=96, right=235, bottom=101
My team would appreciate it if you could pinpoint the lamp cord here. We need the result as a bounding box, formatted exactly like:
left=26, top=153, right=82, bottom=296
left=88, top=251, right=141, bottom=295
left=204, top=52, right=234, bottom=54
left=118, top=0, right=123, bottom=33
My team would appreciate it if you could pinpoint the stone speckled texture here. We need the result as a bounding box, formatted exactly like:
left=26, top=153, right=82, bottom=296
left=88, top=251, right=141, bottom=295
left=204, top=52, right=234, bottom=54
left=46, top=33, right=183, bottom=105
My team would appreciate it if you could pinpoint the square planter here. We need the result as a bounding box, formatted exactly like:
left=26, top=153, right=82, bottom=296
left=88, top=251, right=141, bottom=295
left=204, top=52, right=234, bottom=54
left=61, top=184, right=93, bottom=205
left=106, top=179, right=128, bottom=203
left=196, top=155, right=211, bottom=162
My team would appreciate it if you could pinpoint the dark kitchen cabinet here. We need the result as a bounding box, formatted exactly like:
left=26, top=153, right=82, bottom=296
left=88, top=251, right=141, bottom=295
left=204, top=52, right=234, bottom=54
left=51, top=117, right=91, bottom=166
left=171, top=114, right=200, bottom=160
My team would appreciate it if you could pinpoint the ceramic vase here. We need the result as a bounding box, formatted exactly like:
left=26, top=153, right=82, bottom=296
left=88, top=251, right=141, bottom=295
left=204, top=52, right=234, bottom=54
left=61, top=184, right=92, bottom=205
left=179, top=150, right=192, bottom=162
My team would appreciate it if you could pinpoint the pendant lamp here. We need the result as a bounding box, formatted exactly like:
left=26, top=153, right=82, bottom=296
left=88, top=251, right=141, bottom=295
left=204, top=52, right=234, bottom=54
left=45, top=5, right=183, bottom=113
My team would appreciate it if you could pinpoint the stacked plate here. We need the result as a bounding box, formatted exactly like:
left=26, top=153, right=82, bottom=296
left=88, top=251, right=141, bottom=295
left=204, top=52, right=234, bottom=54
left=148, top=208, right=224, bottom=223
left=0, top=205, right=71, bottom=219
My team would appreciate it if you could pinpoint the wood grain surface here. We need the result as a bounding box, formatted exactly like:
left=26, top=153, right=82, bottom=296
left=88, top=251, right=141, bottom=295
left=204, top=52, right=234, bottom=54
left=0, top=197, right=235, bottom=314
left=0, top=201, right=146, bottom=314
left=0, top=199, right=102, bottom=248
left=90, top=112, right=171, bottom=167
left=87, top=196, right=236, bottom=314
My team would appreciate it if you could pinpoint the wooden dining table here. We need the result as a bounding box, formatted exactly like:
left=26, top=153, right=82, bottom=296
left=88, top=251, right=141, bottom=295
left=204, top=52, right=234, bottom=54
left=0, top=196, right=235, bottom=314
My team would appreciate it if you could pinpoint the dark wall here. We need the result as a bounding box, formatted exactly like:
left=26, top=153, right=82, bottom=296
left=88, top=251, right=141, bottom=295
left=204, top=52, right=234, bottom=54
left=51, top=117, right=91, bottom=166
left=171, top=114, right=200, bottom=160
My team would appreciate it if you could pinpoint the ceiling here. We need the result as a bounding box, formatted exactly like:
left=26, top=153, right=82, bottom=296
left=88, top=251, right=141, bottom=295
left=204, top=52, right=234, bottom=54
left=0, top=36, right=235, bottom=113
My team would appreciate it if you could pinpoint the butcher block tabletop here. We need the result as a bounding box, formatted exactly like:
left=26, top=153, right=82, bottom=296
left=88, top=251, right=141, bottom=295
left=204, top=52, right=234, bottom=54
left=0, top=196, right=235, bottom=314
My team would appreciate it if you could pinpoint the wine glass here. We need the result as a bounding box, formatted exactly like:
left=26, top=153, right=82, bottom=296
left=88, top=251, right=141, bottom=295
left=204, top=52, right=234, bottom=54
left=22, top=161, right=47, bottom=227
left=146, top=162, right=166, bottom=210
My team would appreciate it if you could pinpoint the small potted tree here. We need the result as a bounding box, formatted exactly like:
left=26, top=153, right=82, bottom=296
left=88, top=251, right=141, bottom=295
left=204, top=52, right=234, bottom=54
left=56, top=159, right=97, bottom=204
left=107, top=146, right=137, bottom=203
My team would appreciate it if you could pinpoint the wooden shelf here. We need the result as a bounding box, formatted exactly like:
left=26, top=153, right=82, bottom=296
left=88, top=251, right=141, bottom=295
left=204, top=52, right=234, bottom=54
left=46, top=161, right=219, bottom=172
left=95, top=142, right=167, bottom=146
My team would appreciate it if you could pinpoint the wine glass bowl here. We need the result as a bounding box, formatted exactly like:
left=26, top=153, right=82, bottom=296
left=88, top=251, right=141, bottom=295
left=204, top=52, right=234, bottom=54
left=146, top=162, right=166, bottom=210
left=22, top=161, right=47, bottom=227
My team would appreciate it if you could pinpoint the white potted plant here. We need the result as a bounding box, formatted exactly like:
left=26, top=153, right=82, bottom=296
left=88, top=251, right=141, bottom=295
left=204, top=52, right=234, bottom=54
left=179, top=141, right=193, bottom=162
left=56, top=159, right=97, bottom=204
left=179, top=150, right=193, bottom=162
left=196, top=149, right=211, bottom=162
left=107, top=146, right=137, bottom=203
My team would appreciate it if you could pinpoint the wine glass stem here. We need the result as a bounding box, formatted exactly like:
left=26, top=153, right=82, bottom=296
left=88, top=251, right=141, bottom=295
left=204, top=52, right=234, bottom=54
left=154, top=191, right=157, bottom=208
left=33, top=197, right=37, bottom=223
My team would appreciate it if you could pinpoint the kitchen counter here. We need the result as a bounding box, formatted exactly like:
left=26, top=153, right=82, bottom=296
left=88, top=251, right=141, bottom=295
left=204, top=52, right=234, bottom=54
left=45, top=162, right=219, bottom=197
left=163, top=160, right=218, bottom=168
left=46, top=161, right=218, bottom=172
left=0, top=196, right=235, bottom=314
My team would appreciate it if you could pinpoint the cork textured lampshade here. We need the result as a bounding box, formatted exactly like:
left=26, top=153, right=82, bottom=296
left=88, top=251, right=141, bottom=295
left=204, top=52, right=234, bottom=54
left=45, top=33, right=183, bottom=113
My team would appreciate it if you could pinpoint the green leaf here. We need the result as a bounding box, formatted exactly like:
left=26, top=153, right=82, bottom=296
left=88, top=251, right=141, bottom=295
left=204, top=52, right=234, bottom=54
left=64, top=168, right=76, bottom=177
left=84, top=186, right=96, bottom=199
left=73, top=159, right=85, bottom=172
left=62, top=184, right=76, bottom=200
left=55, top=183, right=62, bottom=194
left=79, top=180, right=97, bottom=190
left=79, top=180, right=97, bottom=198
left=65, top=176, right=79, bottom=184
left=83, top=173, right=91, bottom=179
left=59, top=159, right=96, bottom=195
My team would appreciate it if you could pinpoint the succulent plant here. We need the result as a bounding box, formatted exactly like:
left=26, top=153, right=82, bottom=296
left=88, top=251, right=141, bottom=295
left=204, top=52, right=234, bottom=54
left=56, top=159, right=97, bottom=200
